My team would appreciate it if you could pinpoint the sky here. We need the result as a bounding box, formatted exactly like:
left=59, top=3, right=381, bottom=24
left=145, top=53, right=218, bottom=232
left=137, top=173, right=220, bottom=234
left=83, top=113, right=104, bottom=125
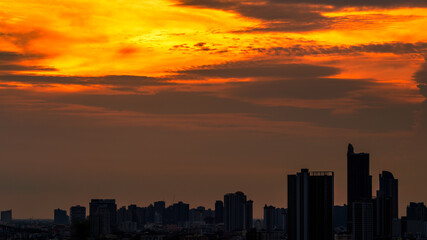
left=0, top=0, right=426, bottom=219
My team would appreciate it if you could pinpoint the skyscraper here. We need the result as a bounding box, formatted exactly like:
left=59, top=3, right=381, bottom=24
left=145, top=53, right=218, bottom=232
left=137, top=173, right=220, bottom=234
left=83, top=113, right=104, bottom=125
left=89, top=199, right=117, bottom=236
left=406, top=202, right=427, bottom=221
left=287, top=169, right=334, bottom=240
left=376, top=171, right=398, bottom=239
left=264, top=205, right=275, bottom=232
left=224, top=191, right=253, bottom=232
left=154, top=201, right=165, bottom=224
left=352, top=202, right=374, bottom=240
left=165, top=201, right=189, bottom=226
left=274, top=208, right=287, bottom=232
left=263, top=205, right=287, bottom=232
left=1, top=210, right=12, bottom=224
left=70, top=205, right=86, bottom=225
left=404, top=202, right=427, bottom=238
left=54, top=208, right=69, bottom=225
left=215, top=200, right=224, bottom=224
left=245, top=200, right=253, bottom=230
left=347, top=144, right=372, bottom=233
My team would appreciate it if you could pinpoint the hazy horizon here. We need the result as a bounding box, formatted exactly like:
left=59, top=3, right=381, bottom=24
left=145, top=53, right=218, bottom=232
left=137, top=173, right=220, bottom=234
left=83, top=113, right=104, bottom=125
left=0, top=0, right=426, bottom=219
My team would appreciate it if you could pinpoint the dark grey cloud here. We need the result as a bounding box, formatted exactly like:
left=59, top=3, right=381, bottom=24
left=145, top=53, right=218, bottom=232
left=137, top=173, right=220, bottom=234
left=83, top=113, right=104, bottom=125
left=38, top=89, right=415, bottom=132
left=179, top=0, right=427, bottom=10
left=170, top=41, right=427, bottom=57
left=0, top=65, right=56, bottom=71
left=409, top=58, right=427, bottom=133
left=178, top=1, right=333, bottom=32
left=235, top=21, right=331, bottom=33
left=270, top=0, right=427, bottom=8
left=177, top=61, right=340, bottom=79
left=227, top=78, right=377, bottom=100
left=0, top=74, right=173, bottom=87
left=177, top=0, right=426, bottom=32
left=253, top=42, right=427, bottom=56
left=0, top=51, right=44, bottom=63
left=0, top=31, right=43, bottom=49
left=233, top=4, right=331, bottom=32
left=413, top=57, right=427, bottom=97
left=0, top=51, right=56, bottom=72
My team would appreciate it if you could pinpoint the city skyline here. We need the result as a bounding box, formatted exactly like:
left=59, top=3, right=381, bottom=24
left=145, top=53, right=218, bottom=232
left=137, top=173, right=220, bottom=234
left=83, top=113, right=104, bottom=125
left=0, top=0, right=426, bottom=221
left=0, top=144, right=423, bottom=220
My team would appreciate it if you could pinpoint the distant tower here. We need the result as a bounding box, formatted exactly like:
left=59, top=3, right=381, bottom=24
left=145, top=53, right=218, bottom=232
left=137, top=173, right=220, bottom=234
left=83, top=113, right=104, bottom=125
left=245, top=200, right=253, bottom=230
left=154, top=201, right=165, bottom=224
left=352, top=202, right=374, bottom=240
left=89, top=199, right=117, bottom=237
left=168, top=201, right=189, bottom=226
left=54, top=208, right=69, bottom=225
left=215, top=200, right=224, bottom=223
left=1, top=210, right=12, bottom=223
left=224, top=191, right=253, bottom=232
left=287, top=169, right=334, bottom=240
left=264, top=205, right=275, bottom=232
left=376, top=171, right=398, bottom=238
left=70, top=205, right=86, bottom=225
left=347, top=144, right=372, bottom=233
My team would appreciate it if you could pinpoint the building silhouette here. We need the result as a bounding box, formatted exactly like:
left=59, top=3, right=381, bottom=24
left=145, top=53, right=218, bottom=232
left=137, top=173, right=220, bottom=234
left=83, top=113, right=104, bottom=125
left=89, top=199, right=117, bottom=236
left=1, top=210, right=12, bottom=223
left=165, top=201, right=189, bottom=226
left=245, top=200, right=253, bottom=230
left=154, top=201, right=165, bottom=224
left=347, top=144, right=372, bottom=233
left=70, top=205, right=86, bottom=225
left=54, top=208, right=69, bottom=225
left=275, top=208, right=287, bottom=232
left=189, top=206, right=204, bottom=223
left=264, top=205, right=287, bottom=232
left=406, top=202, right=427, bottom=221
left=146, top=204, right=155, bottom=224
left=215, top=200, right=224, bottom=224
left=352, top=202, right=374, bottom=240
left=117, top=205, right=139, bottom=233
left=376, top=171, right=398, bottom=239
left=224, top=191, right=253, bottom=232
left=287, top=169, right=334, bottom=240
left=403, top=202, right=427, bottom=238
left=264, top=205, right=275, bottom=232
left=333, top=205, right=347, bottom=229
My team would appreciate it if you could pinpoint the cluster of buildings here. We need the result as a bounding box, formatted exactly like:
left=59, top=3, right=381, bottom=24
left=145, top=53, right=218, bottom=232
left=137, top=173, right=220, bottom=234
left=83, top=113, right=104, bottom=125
left=288, top=144, right=426, bottom=240
left=0, top=144, right=426, bottom=240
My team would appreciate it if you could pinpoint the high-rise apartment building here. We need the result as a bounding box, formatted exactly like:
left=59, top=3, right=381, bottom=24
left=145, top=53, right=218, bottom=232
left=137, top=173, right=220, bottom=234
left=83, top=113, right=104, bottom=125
left=376, top=171, right=398, bottom=239
left=224, top=191, right=253, bottom=232
left=347, top=144, right=372, bottom=233
left=89, top=199, right=117, bottom=237
left=70, top=205, right=86, bottom=225
left=287, top=169, right=334, bottom=240
left=54, top=208, right=69, bottom=225
left=352, top=202, right=374, bottom=240
left=215, top=200, right=224, bottom=224
left=1, top=210, right=12, bottom=223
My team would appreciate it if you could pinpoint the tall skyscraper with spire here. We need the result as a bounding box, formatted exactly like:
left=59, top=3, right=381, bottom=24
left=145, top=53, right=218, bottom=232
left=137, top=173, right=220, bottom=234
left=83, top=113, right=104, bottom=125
left=347, top=144, right=372, bottom=233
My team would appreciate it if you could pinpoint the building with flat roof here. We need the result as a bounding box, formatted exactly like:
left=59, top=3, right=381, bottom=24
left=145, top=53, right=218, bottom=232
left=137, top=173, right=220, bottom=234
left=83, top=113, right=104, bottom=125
left=288, top=169, right=334, bottom=240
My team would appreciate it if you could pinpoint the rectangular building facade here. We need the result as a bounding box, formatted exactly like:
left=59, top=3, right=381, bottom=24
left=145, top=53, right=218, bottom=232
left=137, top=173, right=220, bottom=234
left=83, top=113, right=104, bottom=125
left=224, top=191, right=253, bottom=232
left=1, top=210, right=12, bottom=223
left=347, top=144, right=372, bottom=233
left=288, top=169, right=334, bottom=240
left=352, top=202, right=374, bottom=240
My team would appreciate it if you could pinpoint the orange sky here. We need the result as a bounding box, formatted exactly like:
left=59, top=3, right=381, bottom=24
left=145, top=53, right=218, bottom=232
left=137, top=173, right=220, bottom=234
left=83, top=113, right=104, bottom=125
left=0, top=0, right=426, bottom=218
